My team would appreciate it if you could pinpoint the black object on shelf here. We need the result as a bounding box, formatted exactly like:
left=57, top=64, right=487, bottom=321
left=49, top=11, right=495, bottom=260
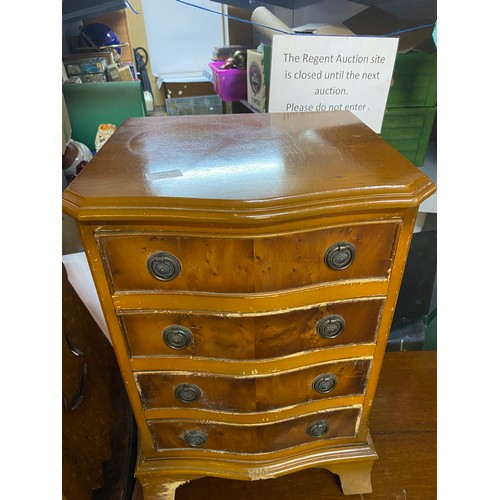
left=134, top=47, right=152, bottom=95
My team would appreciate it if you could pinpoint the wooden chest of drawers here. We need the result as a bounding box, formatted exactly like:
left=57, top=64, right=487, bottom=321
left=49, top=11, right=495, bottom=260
left=62, top=111, right=435, bottom=498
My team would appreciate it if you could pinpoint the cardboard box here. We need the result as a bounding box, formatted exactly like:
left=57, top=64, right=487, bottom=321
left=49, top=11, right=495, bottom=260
left=118, top=65, right=134, bottom=81
left=247, top=49, right=265, bottom=112
left=107, top=63, right=121, bottom=82
left=246, top=46, right=271, bottom=113
left=163, top=82, right=216, bottom=99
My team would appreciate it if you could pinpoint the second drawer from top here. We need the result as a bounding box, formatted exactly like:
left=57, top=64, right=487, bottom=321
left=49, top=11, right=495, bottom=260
left=119, top=298, right=383, bottom=361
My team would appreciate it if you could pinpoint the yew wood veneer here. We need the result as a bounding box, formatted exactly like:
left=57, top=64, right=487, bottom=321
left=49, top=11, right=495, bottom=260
left=62, top=111, right=436, bottom=498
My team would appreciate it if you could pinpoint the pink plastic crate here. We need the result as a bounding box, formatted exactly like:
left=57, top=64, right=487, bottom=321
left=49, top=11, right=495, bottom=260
left=209, top=61, right=247, bottom=102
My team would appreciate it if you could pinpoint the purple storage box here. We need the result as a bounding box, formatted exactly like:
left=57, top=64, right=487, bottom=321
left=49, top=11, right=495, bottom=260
left=209, top=61, right=247, bottom=102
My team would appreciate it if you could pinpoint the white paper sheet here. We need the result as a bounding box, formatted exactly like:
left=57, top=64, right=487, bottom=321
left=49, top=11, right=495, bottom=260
left=268, top=34, right=398, bottom=133
left=62, top=252, right=111, bottom=344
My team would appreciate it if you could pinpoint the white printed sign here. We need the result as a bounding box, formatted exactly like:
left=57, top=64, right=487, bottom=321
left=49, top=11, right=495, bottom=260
left=268, top=35, right=398, bottom=133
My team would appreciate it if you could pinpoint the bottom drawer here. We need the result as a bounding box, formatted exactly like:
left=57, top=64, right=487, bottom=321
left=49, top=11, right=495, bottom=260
left=149, top=407, right=360, bottom=454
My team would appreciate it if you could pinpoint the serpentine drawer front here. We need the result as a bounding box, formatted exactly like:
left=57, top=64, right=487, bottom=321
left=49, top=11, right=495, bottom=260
left=136, top=358, right=371, bottom=413
left=119, top=298, right=384, bottom=360
left=149, top=407, right=362, bottom=454
left=62, top=111, right=436, bottom=498
left=97, top=222, right=398, bottom=293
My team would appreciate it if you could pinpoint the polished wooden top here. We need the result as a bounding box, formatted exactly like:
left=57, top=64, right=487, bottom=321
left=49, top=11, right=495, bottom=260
left=62, top=112, right=436, bottom=223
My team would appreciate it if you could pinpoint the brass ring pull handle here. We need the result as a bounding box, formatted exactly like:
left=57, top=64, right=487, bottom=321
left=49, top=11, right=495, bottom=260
left=147, top=251, right=181, bottom=281
left=163, top=325, right=193, bottom=350
left=184, top=430, right=207, bottom=447
left=307, top=421, right=329, bottom=438
left=312, top=373, right=337, bottom=394
left=316, top=314, right=346, bottom=339
left=324, top=242, right=355, bottom=270
left=175, top=384, right=202, bottom=404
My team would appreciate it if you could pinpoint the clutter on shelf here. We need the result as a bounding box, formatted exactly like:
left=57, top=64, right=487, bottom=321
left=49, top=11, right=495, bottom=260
left=63, top=22, right=136, bottom=84
left=211, top=45, right=248, bottom=62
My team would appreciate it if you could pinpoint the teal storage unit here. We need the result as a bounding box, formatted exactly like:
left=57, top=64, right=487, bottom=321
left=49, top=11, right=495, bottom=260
left=62, top=81, right=147, bottom=150
left=381, top=107, right=436, bottom=166
left=381, top=52, right=437, bottom=166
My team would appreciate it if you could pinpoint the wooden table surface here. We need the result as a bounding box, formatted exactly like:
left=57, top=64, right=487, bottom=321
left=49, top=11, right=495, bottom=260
left=133, top=350, right=437, bottom=500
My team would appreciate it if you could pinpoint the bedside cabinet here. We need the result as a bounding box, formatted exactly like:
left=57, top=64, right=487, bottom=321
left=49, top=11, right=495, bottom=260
left=62, top=111, right=436, bottom=498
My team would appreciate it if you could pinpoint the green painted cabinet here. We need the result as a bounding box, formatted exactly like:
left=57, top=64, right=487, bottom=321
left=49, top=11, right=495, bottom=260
left=381, top=52, right=437, bottom=166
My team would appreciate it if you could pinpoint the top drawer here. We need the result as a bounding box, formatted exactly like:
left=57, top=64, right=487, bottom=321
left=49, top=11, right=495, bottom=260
left=97, top=221, right=399, bottom=294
